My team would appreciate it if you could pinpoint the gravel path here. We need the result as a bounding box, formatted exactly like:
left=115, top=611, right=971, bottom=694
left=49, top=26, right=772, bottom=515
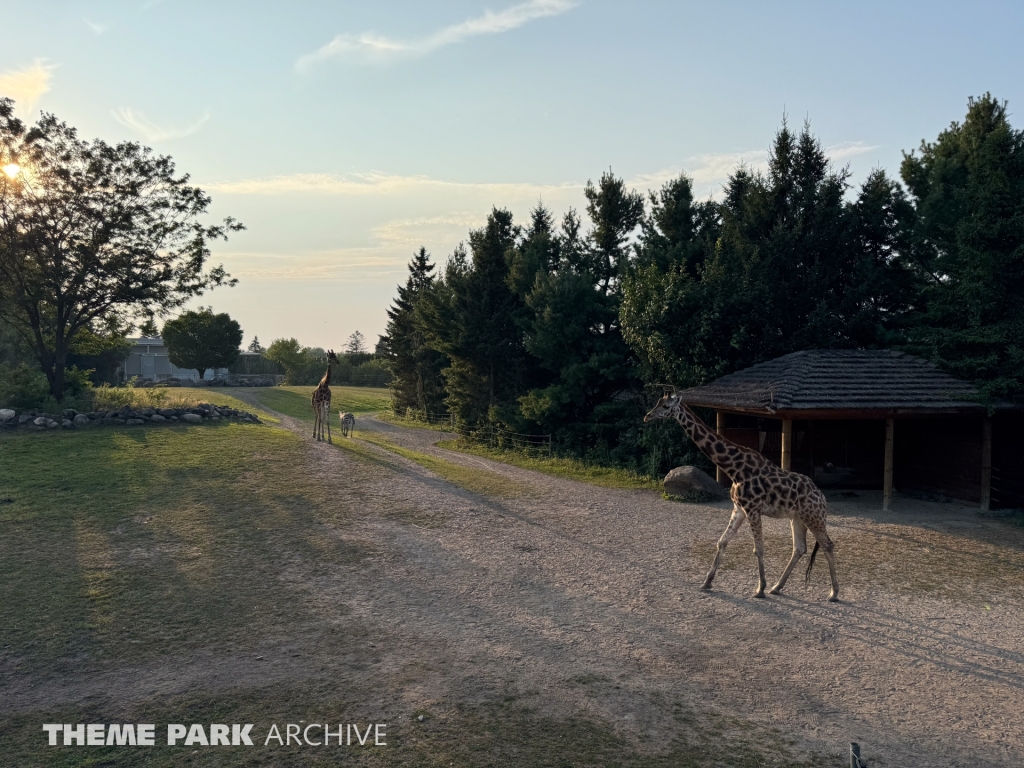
left=271, top=408, right=1024, bottom=767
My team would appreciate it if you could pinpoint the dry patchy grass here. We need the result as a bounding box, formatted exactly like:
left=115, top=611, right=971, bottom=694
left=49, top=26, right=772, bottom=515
left=438, top=439, right=662, bottom=491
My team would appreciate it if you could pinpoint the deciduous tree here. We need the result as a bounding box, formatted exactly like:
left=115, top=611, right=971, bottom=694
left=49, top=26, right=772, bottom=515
left=161, top=308, right=242, bottom=379
left=0, top=99, right=241, bottom=399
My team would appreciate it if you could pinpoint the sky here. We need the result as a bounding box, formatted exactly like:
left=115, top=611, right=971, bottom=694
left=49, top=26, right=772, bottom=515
left=2, top=0, right=1023, bottom=350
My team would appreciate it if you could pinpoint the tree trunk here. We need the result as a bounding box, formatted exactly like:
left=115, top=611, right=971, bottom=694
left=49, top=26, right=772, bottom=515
left=41, top=342, right=68, bottom=402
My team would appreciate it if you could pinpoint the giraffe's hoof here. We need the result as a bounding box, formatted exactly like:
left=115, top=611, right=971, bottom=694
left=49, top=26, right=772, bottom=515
left=827, top=592, right=839, bottom=602
left=753, top=591, right=766, bottom=599
left=768, top=587, right=782, bottom=595
left=700, top=582, right=712, bottom=591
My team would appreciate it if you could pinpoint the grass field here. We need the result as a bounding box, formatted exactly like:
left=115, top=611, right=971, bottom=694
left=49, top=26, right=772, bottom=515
left=438, top=439, right=663, bottom=491
left=0, top=420, right=818, bottom=767
left=246, top=386, right=390, bottom=421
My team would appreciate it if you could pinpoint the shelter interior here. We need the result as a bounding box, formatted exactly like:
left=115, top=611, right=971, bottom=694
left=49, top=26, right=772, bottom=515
left=715, top=411, right=1024, bottom=509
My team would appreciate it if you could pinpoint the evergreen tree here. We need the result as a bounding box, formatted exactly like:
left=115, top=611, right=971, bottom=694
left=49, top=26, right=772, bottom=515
left=419, top=209, right=527, bottom=424
left=345, top=330, right=366, bottom=354
left=901, top=94, right=1024, bottom=401
left=520, top=173, right=642, bottom=455
left=623, top=121, right=869, bottom=387
left=381, top=248, right=448, bottom=414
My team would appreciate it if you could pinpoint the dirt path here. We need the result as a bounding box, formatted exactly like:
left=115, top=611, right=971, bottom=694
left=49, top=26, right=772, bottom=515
left=247, top=402, right=1024, bottom=766
left=11, top=396, right=1024, bottom=766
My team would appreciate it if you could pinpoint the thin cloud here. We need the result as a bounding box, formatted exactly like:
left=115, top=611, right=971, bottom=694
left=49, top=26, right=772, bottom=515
left=373, top=214, right=484, bottom=249
left=84, top=19, right=107, bottom=35
left=825, top=141, right=880, bottom=162
left=112, top=107, right=211, bottom=143
left=207, top=171, right=581, bottom=198
left=0, top=60, right=55, bottom=119
left=219, top=247, right=410, bottom=282
left=296, top=0, right=577, bottom=71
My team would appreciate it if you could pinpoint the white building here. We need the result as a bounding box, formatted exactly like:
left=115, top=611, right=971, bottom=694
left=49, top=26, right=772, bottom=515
left=122, top=337, right=229, bottom=382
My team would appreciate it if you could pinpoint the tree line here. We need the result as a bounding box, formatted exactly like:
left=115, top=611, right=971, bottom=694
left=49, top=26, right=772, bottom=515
left=381, top=95, right=1024, bottom=477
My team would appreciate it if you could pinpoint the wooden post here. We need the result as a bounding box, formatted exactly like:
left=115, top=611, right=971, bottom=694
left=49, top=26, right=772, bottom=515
left=981, top=414, right=992, bottom=511
left=883, top=418, right=894, bottom=510
left=715, top=411, right=726, bottom=485
left=781, top=419, right=793, bottom=470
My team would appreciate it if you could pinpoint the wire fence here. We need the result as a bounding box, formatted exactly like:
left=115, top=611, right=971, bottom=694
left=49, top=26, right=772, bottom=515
left=392, top=409, right=553, bottom=456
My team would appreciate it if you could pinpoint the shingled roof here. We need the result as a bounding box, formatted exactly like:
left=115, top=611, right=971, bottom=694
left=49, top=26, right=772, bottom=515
left=674, top=350, right=993, bottom=416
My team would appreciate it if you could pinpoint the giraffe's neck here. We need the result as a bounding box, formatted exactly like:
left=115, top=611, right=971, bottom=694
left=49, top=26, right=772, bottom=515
left=671, top=403, right=763, bottom=478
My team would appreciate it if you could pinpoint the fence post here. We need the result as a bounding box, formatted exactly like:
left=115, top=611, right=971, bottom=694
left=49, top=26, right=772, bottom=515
left=849, top=743, right=861, bottom=768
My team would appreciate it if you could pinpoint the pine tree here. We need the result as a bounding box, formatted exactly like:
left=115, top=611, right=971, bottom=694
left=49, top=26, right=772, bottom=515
left=419, top=209, right=527, bottom=424
left=520, top=172, right=642, bottom=454
left=345, top=330, right=366, bottom=354
left=901, top=94, right=1024, bottom=401
left=381, top=248, right=448, bottom=414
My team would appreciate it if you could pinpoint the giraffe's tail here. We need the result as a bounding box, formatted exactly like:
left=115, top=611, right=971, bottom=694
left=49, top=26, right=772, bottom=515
left=805, top=541, right=820, bottom=583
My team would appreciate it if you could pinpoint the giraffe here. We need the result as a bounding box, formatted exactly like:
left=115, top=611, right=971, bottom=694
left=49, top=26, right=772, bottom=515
left=311, top=350, right=340, bottom=443
left=645, top=392, right=839, bottom=601
left=339, top=411, right=355, bottom=438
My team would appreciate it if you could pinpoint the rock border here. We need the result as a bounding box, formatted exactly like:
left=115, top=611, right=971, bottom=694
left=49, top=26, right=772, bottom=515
left=0, top=403, right=261, bottom=432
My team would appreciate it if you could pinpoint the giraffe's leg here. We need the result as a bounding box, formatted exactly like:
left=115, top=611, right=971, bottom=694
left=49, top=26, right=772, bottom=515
left=325, top=404, right=332, bottom=444
left=822, top=538, right=839, bottom=602
left=312, top=405, right=319, bottom=440
left=749, top=511, right=767, bottom=598
left=769, top=517, right=808, bottom=595
left=808, top=522, right=839, bottom=602
left=702, top=506, right=746, bottom=590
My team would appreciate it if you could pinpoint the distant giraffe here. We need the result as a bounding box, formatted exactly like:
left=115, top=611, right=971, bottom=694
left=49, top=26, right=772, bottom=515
left=645, top=392, right=839, bottom=601
left=339, top=412, right=355, bottom=438
left=311, top=350, right=339, bottom=443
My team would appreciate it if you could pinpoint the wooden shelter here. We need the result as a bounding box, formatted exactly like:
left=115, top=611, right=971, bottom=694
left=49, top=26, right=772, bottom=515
left=674, top=350, right=1023, bottom=510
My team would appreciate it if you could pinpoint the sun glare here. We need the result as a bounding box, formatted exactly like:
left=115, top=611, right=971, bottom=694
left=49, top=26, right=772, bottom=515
left=3, top=163, right=20, bottom=178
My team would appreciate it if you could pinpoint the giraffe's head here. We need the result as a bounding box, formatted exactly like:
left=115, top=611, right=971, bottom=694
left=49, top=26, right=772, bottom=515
left=644, top=391, right=682, bottom=422
left=327, top=349, right=340, bottom=365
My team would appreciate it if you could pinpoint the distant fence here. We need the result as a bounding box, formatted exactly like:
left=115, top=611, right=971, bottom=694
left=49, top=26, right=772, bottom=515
left=393, top=410, right=552, bottom=456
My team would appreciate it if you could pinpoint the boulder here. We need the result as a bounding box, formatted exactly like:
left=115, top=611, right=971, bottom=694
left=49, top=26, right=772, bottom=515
left=74, top=414, right=90, bottom=426
left=0, top=409, right=15, bottom=423
left=126, top=418, right=146, bottom=426
left=33, top=417, right=49, bottom=427
left=150, top=414, right=166, bottom=423
left=663, top=465, right=730, bottom=501
left=182, top=413, right=202, bottom=423
left=157, top=408, right=176, bottom=417
left=62, top=419, right=75, bottom=429
left=18, top=414, right=32, bottom=425
left=47, top=420, right=59, bottom=429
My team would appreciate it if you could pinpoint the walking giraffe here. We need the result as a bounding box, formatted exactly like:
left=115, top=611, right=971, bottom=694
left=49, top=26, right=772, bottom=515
left=645, top=392, right=839, bottom=601
left=311, top=350, right=340, bottom=443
